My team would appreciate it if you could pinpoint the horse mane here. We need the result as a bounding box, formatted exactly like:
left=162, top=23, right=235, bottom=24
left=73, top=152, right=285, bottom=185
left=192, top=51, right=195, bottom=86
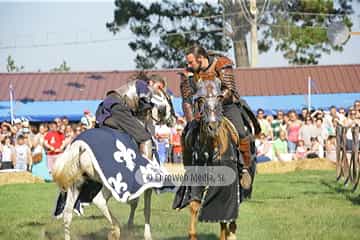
left=211, top=118, right=239, bottom=158
left=52, top=142, right=85, bottom=190
left=213, top=120, right=230, bottom=157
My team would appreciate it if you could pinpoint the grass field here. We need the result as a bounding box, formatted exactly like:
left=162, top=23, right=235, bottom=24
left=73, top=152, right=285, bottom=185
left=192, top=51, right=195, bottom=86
left=1, top=170, right=360, bottom=240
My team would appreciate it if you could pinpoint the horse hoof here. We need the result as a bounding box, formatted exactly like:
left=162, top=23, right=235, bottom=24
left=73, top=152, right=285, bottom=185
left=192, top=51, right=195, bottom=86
left=227, top=232, right=237, bottom=240
left=127, top=222, right=134, bottom=229
left=144, top=235, right=152, bottom=240
left=188, top=233, right=197, bottom=240
left=107, top=226, right=120, bottom=240
left=240, top=169, right=252, bottom=190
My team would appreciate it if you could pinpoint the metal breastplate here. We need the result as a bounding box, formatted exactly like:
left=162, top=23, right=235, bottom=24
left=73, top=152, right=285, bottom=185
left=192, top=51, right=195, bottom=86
left=109, top=81, right=139, bottom=111
left=191, top=57, right=222, bottom=98
left=192, top=73, right=222, bottom=98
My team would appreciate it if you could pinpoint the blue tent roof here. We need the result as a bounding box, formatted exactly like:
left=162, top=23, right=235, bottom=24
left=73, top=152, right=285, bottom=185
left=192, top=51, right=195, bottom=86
left=0, top=93, right=359, bottom=122
left=0, top=100, right=100, bottom=122
left=172, top=93, right=360, bottom=116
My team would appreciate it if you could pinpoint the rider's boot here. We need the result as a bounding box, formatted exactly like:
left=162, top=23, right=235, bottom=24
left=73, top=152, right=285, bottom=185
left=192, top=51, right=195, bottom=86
left=238, top=136, right=252, bottom=190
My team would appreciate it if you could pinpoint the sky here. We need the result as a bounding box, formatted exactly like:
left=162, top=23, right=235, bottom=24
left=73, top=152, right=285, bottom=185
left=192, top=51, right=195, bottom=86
left=0, top=0, right=359, bottom=73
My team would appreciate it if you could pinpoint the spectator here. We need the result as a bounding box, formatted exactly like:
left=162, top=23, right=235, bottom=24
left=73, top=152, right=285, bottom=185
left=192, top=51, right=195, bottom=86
left=271, top=111, right=283, bottom=140
left=266, top=115, right=274, bottom=140
left=62, top=125, right=75, bottom=148
left=54, top=117, right=62, bottom=130
left=287, top=110, right=302, bottom=154
left=272, top=130, right=293, bottom=161
left=306, top=136, right=324, bottom=158
left=255, top=133, right=272, bottom=163
left=74, top=125, right=83, bottom=137
left=44, top=121, right=65, bottom=173
left=338, top=107, right=347, bottom=123
left=81, top=109, right=95, bottom=130
left=257, top=108, right=271, bottom=138
left=299, top=116, right=316, bottom=149
left=312, top=118, right=328, bottom=146
left=323, top=106, right=338, bottom=136
left=282, top=114, right=289, bottom=132
left=170, top=124, right=183, bottom=163
left=325, top=136, right=337, bottom=162
left=354, top=100, right=360, bottom=118
left=311, top=109, right=325, bottom=120
left=327, top=117, right=339, bottom=137
left=300, top=108, right=309, bottom=121
left=13, top=118, right=23, bottom=134
left=295, top=139, right=307, bottom=160
left=0, top=136, right=14, bottom=169
left=61, top=117, right=69, bottom=127
left=344, top=109, right=359, bottom=152
left=155, top=123, right=171, bottom=164
left=1, top=122, right=12, bottom=141
left=12, top=135, right=32, bottom=171
left=31, top=125, right=52, bottom=181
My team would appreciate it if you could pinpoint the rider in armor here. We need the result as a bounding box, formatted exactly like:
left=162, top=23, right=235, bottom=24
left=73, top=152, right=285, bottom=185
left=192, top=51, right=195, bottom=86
left=95, top=73, right=166, bottom=158
left=179, top=45, right=260, bottom=189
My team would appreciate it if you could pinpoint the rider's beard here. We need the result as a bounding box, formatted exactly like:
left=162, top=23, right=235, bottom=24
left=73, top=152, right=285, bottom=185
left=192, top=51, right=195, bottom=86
left=193, top=60, right=202, bottom=73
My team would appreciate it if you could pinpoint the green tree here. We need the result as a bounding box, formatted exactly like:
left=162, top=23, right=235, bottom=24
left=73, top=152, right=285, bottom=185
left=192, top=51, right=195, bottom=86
left=51, top=60, right=71, bottom=72
left=257, top=0, right=353, bottom=65
left=107, top=0, right=354, bottom=68
left=106, top=0, right=231, bottom=69
left=6, top=55, right=24, bottom=72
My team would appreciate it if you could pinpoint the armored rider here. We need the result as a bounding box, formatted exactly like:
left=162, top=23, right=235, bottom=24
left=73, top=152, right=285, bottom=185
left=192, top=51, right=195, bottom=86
left=179, top=45, right=260, bottom=189
left=95, top=73, right=166, bottom=159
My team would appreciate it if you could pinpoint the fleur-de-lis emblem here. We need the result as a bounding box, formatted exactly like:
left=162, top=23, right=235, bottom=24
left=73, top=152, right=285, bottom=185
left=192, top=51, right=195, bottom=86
left=113, top=139, right=136, bottom=171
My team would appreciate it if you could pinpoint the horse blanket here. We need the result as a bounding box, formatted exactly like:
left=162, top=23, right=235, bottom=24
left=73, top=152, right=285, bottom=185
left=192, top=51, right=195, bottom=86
left=54, top=127, right=166, bottom=217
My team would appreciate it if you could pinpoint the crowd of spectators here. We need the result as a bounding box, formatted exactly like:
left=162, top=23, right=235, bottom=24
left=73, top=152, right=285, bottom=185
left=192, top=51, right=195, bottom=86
left=0, top=108, right=186, bottom=180
left=255, top=100, right=360, bottom=163
left=1, top=100, right=360, bottom=180
left=0, top=110, right=95, bottom=180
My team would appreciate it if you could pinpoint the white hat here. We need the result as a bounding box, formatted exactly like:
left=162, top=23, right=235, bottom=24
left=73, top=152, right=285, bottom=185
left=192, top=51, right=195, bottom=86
left=14, top=118, right=21, bottom=124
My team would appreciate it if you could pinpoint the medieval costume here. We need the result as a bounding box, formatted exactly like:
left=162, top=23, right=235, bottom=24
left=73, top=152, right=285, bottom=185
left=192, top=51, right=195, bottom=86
left=172, top=53, right=260, bottom=220
left=95, top=79, right=155, bottom=155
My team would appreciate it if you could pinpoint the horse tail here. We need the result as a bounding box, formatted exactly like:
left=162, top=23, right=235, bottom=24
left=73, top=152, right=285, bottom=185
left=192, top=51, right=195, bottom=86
left=52, top=141, right=85, bottom=191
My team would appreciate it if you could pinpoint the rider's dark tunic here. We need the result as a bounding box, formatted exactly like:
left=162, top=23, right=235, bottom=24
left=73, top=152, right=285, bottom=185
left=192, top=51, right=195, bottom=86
left=172, top=121, right=242, bottom=222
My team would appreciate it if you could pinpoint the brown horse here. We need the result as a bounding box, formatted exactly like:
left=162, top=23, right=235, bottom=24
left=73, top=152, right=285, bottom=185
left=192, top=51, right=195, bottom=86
left=176, top=80, right=242, bottom=240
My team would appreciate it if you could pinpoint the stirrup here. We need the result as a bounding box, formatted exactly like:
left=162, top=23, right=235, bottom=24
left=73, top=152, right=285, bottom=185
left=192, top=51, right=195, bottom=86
left=240, top=168, right=252, bottom=190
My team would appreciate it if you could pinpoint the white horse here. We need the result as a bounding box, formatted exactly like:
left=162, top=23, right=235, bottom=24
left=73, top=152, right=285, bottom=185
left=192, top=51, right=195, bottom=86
left=52, top=89, right=176, bottom=240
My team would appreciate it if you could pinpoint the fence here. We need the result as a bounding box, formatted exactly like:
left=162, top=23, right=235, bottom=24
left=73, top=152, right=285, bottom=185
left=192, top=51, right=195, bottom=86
left=336, top=124, right=360, bottom=191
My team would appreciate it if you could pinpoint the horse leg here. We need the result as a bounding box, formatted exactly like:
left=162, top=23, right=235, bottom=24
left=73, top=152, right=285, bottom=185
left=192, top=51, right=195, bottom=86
left=219, top=223, right=228, bottom=240
left=227, top=222, right=237, bottom=240
left=127, top=198, right=139, bottom=229
left=144, top=189, right=152, bottom=240
left=92, top=188, right=120, bottom=240
left=189, top=200, right=200, bottom=240
left=63, top=186, right=79, bottom=240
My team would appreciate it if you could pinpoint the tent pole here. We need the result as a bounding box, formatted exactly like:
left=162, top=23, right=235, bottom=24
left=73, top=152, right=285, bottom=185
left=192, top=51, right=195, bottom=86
left=308, top=76, right=311, bottom=112
left=9, top=84, right=14, bottom=124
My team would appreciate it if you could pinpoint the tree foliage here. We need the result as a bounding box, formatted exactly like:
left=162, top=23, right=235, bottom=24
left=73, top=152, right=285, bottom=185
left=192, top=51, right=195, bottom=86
left=51, top=60, right=71, bottom=72
left=107, top=0, right=355, bottom=68
left=6, top=56, right=24, bottom=73
left=258, top=0, right=353, bottom=65
left=107, top=0, right=230, bottom=69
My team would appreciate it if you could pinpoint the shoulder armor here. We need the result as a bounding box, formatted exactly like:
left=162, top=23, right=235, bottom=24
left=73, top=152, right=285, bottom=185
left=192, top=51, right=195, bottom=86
left=215, top=56, right=233, bottom=71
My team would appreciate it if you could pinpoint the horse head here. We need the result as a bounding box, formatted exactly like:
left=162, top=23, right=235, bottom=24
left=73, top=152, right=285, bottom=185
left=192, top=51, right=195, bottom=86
left=150, top=87, right=177, bottom=127
left=195, top=80, right=223, bottom=139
